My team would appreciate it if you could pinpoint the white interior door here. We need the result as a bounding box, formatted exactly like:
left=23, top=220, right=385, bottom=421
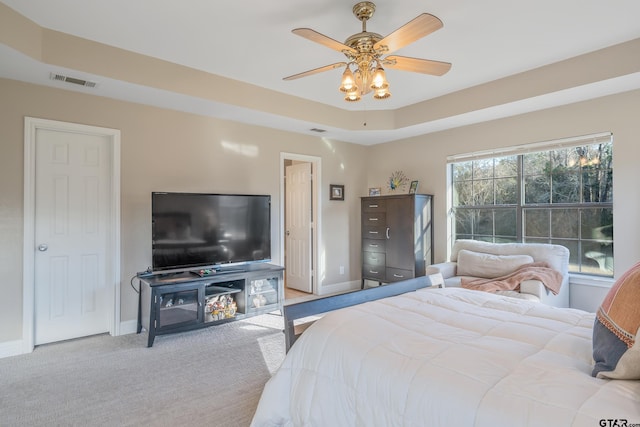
left=34, top=128, right=112, bottom=345
left=285, top=162, right=313, bottom=292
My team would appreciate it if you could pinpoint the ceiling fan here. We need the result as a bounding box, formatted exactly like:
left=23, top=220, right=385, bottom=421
left=283, top=1, right=451, bottom=102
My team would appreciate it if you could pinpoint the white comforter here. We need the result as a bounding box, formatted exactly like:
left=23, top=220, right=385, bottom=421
left=251, top=288, right=640, bottom=427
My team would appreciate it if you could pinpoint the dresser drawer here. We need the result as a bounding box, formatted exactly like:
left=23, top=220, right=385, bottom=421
left=363, top=251, right=385, bottom=267
left=362, top=225, right=386, bottom=240
left=386, top=267, right=414, bottom=282
left=362, top=212, right=386, bottom=227
left=362, top=265, right=385, bottom=281
left=362, top=239, right=386, bottom=253
left=362, top=199, right=386, bottom=212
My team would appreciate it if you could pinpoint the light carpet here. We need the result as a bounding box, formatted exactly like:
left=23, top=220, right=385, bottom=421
left=0, top=313, right=285, bottom=427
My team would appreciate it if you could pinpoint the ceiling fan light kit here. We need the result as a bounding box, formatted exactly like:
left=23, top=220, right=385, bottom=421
left=345, top=91, right=361, bottom=102
left=373, top=87, right=391, bottom=100
left=284, top=1, right=451, bottom=103
left=339, top=67, right=358, bottom=93
left=370, top=66, right=389, bottom=90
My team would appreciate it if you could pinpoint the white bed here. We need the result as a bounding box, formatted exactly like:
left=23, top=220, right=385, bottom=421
left=251, top=288, right=640, bottom=426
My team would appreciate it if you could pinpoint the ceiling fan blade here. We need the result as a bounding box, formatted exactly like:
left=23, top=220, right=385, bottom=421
left=374, top=13, right=443, bottom=54
left=292, top=28, right=357, bottom=55
left=283, top=62, right=346, bottom=81
left=383, top=55, right=451, bottom=76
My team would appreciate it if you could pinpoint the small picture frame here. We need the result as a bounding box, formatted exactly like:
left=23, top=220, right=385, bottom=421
left=408, top=180, right=419, bottom=194
left=330, top=184, right=344, bottom=201
left=369, top=187, right=381, bottom=196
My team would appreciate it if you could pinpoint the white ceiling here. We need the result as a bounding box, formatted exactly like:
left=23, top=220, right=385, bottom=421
left=2, top=0, right=640, bottom=145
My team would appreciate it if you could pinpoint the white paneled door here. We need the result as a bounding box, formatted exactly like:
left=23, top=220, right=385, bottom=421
left=34, top=129, right=112, bottom=345
left=285, top=162, right=313, bottom=293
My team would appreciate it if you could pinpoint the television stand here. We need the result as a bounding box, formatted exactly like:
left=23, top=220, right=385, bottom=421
left=137, top=263, right=284, bottom=347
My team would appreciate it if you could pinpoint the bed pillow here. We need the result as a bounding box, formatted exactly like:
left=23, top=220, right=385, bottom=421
left=456, top=249, right=534, bottom=279
left=592, top=261, right=640, bottom=379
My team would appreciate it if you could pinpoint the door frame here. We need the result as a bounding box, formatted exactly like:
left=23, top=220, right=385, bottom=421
left=22, top=117, right=121, bottom=354
left=280, top=152, right=321, bottom=295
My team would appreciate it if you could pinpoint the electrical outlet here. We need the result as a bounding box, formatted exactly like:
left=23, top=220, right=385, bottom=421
left=339, top=266, right=345, bottom=275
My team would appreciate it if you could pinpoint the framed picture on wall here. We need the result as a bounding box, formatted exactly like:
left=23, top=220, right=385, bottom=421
left=409, top=180, right=419, bottom=194
left=330, top=184, right=344, bottom=200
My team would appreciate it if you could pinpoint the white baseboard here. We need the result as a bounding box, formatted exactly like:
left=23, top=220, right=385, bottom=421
left=0, top=321, right=138, bottom=360
left=317, top=279, right=360, bottom=296
left=119, top=319, right=138, bottom=335
left=0, top=339, right=25, bottom=359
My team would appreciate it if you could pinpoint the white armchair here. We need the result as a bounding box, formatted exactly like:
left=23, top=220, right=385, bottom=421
left=425, top=240, right=570, bottom=307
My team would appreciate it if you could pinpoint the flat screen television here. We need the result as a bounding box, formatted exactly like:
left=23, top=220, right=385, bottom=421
left=151, top=192, right=271, bottom=272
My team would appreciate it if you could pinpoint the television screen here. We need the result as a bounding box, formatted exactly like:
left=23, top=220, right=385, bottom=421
left=151, top=192, right=271, bottom=272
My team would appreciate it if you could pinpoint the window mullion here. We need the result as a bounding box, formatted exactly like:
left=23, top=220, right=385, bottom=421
left=517, top=154, right=524, bottom=241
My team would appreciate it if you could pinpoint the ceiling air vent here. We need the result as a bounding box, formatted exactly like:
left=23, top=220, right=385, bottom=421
left=49, top=73, right=97, bottom=88
left=310, top=128, right=326, bottom=133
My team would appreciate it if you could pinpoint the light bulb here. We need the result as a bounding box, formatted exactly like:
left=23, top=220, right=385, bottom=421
left=370, top=66, right=389, bottom=90
left=345, top=88, right=361, bottom=102
left=373, top=87, right=391, bottom=99
left=339, top=67, right=358, bottom=93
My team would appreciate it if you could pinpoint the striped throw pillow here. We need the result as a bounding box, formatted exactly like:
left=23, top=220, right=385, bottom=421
left=592, top=261, right=640, bottom=379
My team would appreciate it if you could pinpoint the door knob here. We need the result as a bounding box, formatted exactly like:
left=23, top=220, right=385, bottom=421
left=38, top=244, right=48, bottom=252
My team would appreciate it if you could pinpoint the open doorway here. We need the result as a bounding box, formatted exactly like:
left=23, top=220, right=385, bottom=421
left=280, top=153, right=320, bottom=302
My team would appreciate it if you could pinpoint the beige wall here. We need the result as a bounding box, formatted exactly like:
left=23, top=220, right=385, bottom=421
left=3, top=76, right=640, bottom=347
left=0, top=78, right=368, bottom=344
left=367, top=89, right=640, bottom=278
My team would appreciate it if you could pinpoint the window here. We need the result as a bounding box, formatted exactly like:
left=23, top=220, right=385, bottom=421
left=450, top=134, right=613, bottom=277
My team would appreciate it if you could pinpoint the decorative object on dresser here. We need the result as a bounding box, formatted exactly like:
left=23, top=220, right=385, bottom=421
left=361, top=194, right=433, bottom=288
left=368, top=187, right=381, bottom=196
left=387, top=170, right=409, bottom=192
left=408, top=180, right=418, bottom=194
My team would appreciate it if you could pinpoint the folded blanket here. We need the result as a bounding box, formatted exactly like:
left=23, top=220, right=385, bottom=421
left=461, top=261, right=563, bottom=295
